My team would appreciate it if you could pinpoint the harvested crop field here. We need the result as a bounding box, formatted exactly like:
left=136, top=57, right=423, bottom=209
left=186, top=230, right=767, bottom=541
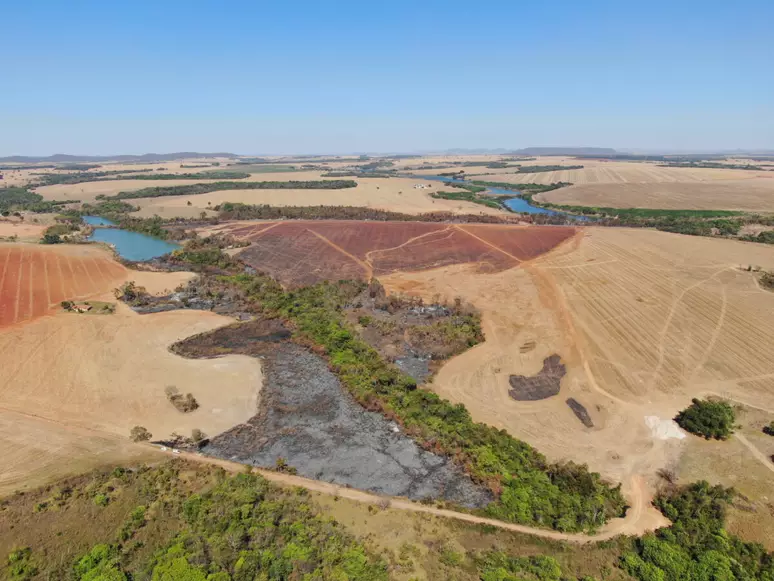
left=0, top=243, right=127, bottom=328
left=210, top=221, right=576, bottom=286
left=381, top=227, right=774, bottom=523
left=535, top=178, right=774, bottom=212
left=0, top=247, right=262, bottom=496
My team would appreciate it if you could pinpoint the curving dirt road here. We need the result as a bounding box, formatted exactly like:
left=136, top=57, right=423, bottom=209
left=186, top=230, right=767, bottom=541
left=160, top=448, right=663, bottom=544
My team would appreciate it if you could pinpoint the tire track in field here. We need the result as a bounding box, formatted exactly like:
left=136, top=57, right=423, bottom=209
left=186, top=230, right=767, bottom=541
left=43, top=251, right=52, bottom=308
left=0, top=247, right=12, bottom=326
left=363, top=225, right=454, bottom=267
left=646, top=267, right=729, bottom=392
left=13, top=246, right=25, bottom=324
left=453, top=225, right=522, bottom=263
left=305, top=228, right=373, bottom=279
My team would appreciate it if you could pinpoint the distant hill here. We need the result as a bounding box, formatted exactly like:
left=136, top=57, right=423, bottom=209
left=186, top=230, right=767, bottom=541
left=509, top=147, right=618, bottom=156
left=0, top=152, right=238, bottom=163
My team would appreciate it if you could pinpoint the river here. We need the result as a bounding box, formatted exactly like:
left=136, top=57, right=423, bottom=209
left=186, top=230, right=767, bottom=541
left=411, top=174, right=587, bottom=220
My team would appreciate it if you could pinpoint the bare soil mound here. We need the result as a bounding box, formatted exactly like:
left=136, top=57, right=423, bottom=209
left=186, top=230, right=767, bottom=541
left=508, top=354, right=566, bottom=401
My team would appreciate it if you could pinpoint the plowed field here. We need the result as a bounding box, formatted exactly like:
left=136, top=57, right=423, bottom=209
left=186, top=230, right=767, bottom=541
left=212, top=221, right=576, bottom=286
left=0, top=244, right=127, bottom=329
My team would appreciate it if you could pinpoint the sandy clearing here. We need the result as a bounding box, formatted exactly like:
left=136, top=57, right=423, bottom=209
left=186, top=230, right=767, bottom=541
left=0, top=408, right=160, bottom=496
left=132, top=176, right=505, bottom=218
left=0, top=221, right=46, bottom=241
left=0, top=304, right=262, bottom=443
left=535, top=179, right=774, bottom=212
left=381, top=228, right=774, bottom=524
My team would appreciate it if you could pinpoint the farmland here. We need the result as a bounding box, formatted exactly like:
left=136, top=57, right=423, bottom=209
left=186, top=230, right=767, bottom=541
left=210, top=220, right=576, bottom=286
left=0, top=245, right=262, bottom=496
left=381, top=227, right=774, bottom=533
left=0, top=244, right=126, bottom=328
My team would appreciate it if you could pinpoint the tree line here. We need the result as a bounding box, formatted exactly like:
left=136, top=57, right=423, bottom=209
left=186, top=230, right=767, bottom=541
left=106, top=179, right=358, bottom=200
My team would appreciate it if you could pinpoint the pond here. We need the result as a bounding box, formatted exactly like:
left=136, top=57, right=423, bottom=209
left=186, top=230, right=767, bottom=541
left=84, top=216, right=180, bottom=261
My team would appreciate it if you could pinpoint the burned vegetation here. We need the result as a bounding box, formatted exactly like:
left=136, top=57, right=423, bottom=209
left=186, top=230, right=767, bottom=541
left=508, top=355, right=567, bottom=401
left=346, top=279, right=484, bottom=382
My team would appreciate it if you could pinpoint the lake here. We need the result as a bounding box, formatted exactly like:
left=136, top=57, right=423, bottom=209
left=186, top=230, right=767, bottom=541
left=84, top=216, right=180, bottom=261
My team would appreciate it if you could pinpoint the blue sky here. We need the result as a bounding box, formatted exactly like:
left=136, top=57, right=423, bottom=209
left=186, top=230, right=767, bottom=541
left=1, top=0, right=772, bottom=155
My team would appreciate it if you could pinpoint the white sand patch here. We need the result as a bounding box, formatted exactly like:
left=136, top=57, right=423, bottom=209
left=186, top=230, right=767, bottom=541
left=645, top=416, right=686, bottom=440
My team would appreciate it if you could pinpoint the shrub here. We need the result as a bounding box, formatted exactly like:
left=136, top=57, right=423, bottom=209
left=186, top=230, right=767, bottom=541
left=763, top=421, right=774, bottom=436
left=675, top=398, right=736, bottom=440
left=129, top=426, right=152, bottom=442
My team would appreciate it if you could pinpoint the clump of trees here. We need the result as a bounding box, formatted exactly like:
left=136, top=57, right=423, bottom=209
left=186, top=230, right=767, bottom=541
left=430, top=189, right=504, bottom=210
left=622, top=480, right=774, bottom=581
left=1, top=186, right=76, bottom=214
left=129, top=426, right=152, bottom=442
left=164, top=386, right=200, bottom=413
left=114, top=281, right=151, bottom=306
left=675, top=398, right=736, bottom=440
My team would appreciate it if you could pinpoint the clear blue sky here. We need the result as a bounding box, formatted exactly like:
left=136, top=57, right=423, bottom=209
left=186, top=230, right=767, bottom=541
left=1, top=0, right=772, bottom=155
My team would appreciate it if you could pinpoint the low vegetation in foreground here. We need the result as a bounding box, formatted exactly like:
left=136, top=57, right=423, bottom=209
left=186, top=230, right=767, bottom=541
left=0, top=463, right=389, bottom=580
left=675, top=398, right=737, bottom=440
left=5, top=461, right=774, bottom=581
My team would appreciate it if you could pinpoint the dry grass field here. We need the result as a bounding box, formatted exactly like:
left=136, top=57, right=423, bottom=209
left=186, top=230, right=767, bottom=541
left=0, top=245, right=262, bottom=496
left=29, top=170, right=503, bottom=217
left=381, top=227, right=774, bottom=521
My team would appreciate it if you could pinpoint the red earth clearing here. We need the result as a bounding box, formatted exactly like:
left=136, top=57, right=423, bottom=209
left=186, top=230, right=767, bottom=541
left=0, top=244, right=127, bottom=329
left=218, top=221, right=576, bottom=286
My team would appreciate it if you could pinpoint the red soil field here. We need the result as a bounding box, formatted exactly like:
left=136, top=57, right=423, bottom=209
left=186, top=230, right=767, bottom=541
left=226, top=221, right=576, bottom=286
left=0, top=244, right=126, bottom=329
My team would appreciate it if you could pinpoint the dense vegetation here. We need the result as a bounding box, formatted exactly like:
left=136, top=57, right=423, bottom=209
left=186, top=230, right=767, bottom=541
left=1, top=463, right=387, bottom=580
left=622, top=481, right=774, bottom=581
left=121, top=171, right=250, bottom=180
left=430, top=189, right=504, bottom=210
left=0, top=186, right=75, bottom=213
left=220, top=273, right=626, bottom=532
left=215, top=202, right=522, bottom=223
left=469, top=181, right=572, bottom=195
left=106, top=180, right=357, bottom=200
left=33, top=169, right=150, bottom=186
left=675, top=398, right=736, bottom=440
left=476, top=552, right=598, bottom=581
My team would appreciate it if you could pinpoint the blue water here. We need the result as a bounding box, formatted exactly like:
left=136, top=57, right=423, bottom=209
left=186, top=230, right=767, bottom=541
left=83, top=216, right=115, bottom=226
left=413, top=175, right=588, bottom=220
left=84, top=216, right=180, bottom=261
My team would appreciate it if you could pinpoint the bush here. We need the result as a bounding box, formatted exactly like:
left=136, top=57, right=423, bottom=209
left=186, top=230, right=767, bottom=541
left=675, top=398, right=736, bottom=440
left=165, top=386, right=199, bottom=413
left=763, top=421, right=774, bottom=436
left=129, top=426, right=152, bottom=442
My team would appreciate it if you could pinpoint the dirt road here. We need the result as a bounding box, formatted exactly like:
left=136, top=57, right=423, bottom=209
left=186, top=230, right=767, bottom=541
left=161, top=447, right=662, bottom=544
